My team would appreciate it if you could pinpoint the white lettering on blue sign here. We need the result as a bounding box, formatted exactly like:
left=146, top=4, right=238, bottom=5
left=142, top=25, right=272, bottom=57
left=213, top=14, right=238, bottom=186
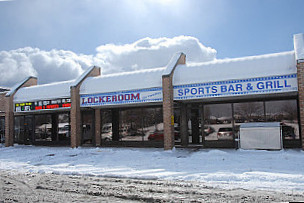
left=80, top=88, right=163, bottom=107
left=174, top=74, right=298, bottom=100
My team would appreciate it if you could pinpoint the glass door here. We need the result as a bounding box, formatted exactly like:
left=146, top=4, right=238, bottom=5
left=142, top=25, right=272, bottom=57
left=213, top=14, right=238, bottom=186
left=24, top=115, right=34, bottom=144
left=82, top=110, right=94, bottom=145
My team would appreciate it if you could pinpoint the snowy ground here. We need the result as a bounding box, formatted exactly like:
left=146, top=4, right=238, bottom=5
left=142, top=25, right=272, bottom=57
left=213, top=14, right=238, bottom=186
left=1, top=144, right=304, bottom=194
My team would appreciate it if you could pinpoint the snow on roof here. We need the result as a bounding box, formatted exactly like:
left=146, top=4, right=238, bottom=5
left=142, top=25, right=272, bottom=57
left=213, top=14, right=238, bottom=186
left=14, top=80, right=74, bottom=102
left=294, top=33, right=304, bottom=61
left=173, top=51, right=296, bottom=86
left=6, top=76, right=37, bottom=97
left=71, top=66, right=99, bottom=87
left=80, top=67, right=165, bottom=95
left=13, top=51, right=297, bottom=101
left=162, top=52, right=184, bottom=76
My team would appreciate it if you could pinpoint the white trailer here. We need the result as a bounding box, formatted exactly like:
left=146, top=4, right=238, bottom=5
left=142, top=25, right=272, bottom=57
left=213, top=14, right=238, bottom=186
left=239, top=122, right=282, bottom=150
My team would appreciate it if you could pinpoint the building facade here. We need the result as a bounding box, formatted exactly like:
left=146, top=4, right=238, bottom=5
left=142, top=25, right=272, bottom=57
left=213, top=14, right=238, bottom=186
left=2, top=34, right=304, bottom=150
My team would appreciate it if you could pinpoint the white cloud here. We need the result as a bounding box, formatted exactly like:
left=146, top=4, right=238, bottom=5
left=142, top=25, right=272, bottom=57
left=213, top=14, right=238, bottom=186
left=0, top=48, right=90, bottom=87
left=0, top=36, right=216, bottom=87
left=96, top=36, right=216, bottom=74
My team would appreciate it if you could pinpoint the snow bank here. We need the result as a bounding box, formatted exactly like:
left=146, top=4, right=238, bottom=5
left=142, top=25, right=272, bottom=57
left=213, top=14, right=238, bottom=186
left=1, top=145, right=304, bottom=193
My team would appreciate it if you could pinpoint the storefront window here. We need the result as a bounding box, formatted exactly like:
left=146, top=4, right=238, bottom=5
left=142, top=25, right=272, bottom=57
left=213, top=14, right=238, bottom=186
left=119, top=107, right=163, bottom=142
left=15, top=116, right=24, bottom=143
left=100, top=107, right=163, bottom=143
left=120, top=108, right=144, bottom=141
left=234, top=102, right=264, bottom=124
left=204, top=104, right=233, bottom=141
left=265, top=100, right=299, bottom=140
left=34, top=115, right=52, bottom=142
left=101, top=110, right=112, bottom=142
left=14, top=116, right=33, bottom=144
left=58, top=113, right=70, bottom=141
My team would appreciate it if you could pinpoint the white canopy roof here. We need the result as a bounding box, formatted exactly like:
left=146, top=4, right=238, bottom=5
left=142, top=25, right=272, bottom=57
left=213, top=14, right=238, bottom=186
left=80, top=67, right=165, bottom=95
left=173, top=51, right=296, bottom=86
left=13, top=51, right=297, bottom=102
left=81, top=51, right=296, bottom=95
left=14, top=80, right=74, bottom=103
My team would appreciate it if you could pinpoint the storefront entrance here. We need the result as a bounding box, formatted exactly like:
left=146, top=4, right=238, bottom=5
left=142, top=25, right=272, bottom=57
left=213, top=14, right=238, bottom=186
left=14, top=112, right=70, bottom=145
left=14, top=115, right=34, bottom=144
left=177, top=98, right=301, bottom=148
left=82, top=110, right=95, bottom=145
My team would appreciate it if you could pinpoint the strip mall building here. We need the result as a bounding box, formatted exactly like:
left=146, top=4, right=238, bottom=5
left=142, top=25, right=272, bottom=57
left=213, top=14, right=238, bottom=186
left=1, top=34, right=304, bottom=150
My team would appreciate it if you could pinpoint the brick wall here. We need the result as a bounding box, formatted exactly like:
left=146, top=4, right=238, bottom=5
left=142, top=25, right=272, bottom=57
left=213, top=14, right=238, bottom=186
left=70, top=86, right=81, bottom=148
left=0, top=93, right=7, bottom=116
left=297, top=62, right=304, bottom=149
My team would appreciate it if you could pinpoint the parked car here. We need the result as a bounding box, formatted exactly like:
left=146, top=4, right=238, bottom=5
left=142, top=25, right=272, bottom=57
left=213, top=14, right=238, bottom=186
left=217, top=127, right=234, bottom=140
left=58, top=123, right=70, bottom=140
left=148, top=130, right=180, bottom=141
left=101, top=132, right=112, bottom=142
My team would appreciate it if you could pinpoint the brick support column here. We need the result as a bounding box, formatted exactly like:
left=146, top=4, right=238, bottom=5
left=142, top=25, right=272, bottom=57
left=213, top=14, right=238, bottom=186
left=162, top=52, right=186, bottom=150
left=70, top=66, right=101, bottom=148
left=297, top=62, right=304, bottom=150
left=95, top=109, right=101, bottom=146
left=162, top=76, right=175, bottom=150
left=70, top=86, right=81, bottom=148
left=5, top=96, right=14, bottom=147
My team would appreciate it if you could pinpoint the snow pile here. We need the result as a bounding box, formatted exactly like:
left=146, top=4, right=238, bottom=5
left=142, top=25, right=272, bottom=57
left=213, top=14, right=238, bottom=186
left=1, top=145, right=304, bottom=193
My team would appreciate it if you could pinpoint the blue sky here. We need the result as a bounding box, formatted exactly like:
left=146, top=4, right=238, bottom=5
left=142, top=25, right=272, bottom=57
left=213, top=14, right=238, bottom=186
left=0, top=0, right=304, bottom=87
left=0, top=0, right=303, bottom=59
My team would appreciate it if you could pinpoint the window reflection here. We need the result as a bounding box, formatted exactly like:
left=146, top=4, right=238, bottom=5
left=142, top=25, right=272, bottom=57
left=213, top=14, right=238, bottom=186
left=100, top=107, right=163, bottom=143
left=204, top=104, right=233, bottom=141
left=34, top=115, right=52, bottom=142
left=58, top=113, right=70, bottom=141
left=265, top=100, right=299, bottom=140
left=234, top=102, right=264, bottom=123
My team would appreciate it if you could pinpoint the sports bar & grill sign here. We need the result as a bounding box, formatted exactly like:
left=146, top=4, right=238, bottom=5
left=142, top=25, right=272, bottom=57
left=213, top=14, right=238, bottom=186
left=174, top=74, right=298, bottom=100
left=15, top=98, right=71, bottom=112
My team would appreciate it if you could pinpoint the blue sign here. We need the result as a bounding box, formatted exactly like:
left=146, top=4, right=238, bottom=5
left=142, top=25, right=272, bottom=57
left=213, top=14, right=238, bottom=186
left=174, top=74, right=298, bottom=100
left=81, top=87, right=162, bottom=107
